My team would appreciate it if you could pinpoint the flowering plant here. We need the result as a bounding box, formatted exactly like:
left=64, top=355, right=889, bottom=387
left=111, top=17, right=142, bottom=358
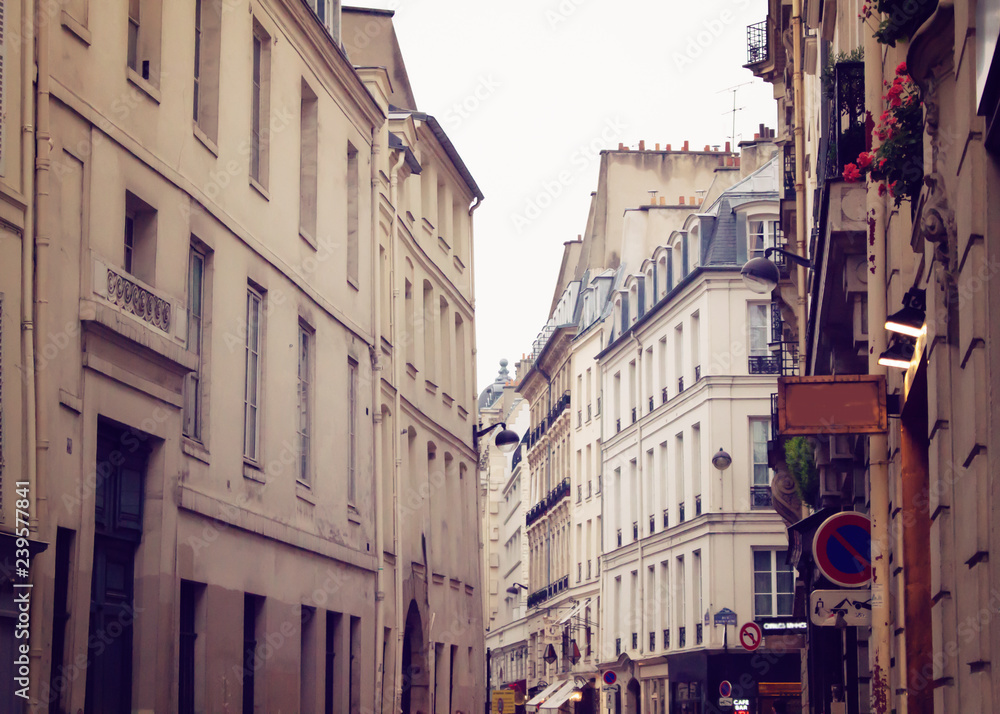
left=842, top=62, right=923, bottom=206
left=859, top=0, right=935, bottom=46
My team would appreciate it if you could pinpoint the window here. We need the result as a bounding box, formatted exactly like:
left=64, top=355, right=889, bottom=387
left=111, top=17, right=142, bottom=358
left=299, top=81, right=319, bottom=241
left=325, top=612, right=343, bottom=712
left=749, top=219, right=767, bottom=259
left=347, top=142, right=360, bottom=285
left=179, top=580, right=205, bottom=714
left=754, top=549, right=793, bottom=617
left=300, top=607, right=317, bottom=713
left=192, top=0, right=221, bottom=140
left=297, top=324, right=313, bottom=484
left=243, top=594, right=264, bottom=714
left=124, top=191, right=157, bottom=284
left=243, top=287, right=263, bottom=462
left=348, top=359, right=358, bottom=504
left=250, top=21, right=271, bottom=187
left=749, top=303, right=771, bottom=357
left=48, top=528, right=75, bottom=714
left=183, top=248, right=206, bottom=439
left=751, top=418, right=771, bottom=487
left=126, top=0, right=162, bottom=83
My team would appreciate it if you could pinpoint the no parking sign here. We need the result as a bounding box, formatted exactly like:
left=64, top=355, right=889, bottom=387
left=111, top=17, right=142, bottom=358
left=812, top=512, right=872, bottom=588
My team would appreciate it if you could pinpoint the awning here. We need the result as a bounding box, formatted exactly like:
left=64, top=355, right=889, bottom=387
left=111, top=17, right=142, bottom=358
left=540, top=680, right=579, bottom=710
left=557, top=597, right=591, bottom=625
left=526, top=681, right=562, bottom=710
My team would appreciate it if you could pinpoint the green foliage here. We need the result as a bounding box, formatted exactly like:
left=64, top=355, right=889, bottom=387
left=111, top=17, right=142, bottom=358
left=784, top=437, right=819, bottom=506
left=860, top=0, right=935, bottom=47
left=821, top=47, right=864, bottom=98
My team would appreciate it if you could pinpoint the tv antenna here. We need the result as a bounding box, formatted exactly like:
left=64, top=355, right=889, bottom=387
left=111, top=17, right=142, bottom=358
left=718, top=82, right=754, bottom=147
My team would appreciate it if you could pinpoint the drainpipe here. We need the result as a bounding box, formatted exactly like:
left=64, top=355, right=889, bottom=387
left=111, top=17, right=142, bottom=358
left=19, top=0, right=38, bottom=697
left=31, top=3, right=53, bottom=704
left=632, top=334, right=645, bottom=660
left=791, top=0, right=808, bottom=364
left=371, top=130, right=386, bottom=713
left=864, top=28, right=891, bottom=714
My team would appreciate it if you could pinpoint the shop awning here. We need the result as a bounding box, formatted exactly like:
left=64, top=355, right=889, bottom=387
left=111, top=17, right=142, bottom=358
left=526, top=681, right=562, bottom=710
left=540, top=680, right=579, bottom=710
left=557, top=597, right=591, bottom=625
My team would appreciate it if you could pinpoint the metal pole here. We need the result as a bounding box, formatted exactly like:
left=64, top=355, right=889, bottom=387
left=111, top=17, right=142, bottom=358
left=864, top=24, right=891, bottom=714
left=791, top=0, right=808, bottom=365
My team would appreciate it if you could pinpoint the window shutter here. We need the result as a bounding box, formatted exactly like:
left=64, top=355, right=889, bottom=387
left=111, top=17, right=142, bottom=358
left=736, top=215, right=748, bottom=264
left=682, top=235, right=689, bottom=275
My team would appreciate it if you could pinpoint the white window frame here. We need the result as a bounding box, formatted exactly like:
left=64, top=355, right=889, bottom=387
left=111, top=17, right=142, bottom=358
left=753, top=548, right=794, bottom=618
left=297, top=323, right=312, bottom=485
left=243, top=287, right=263, bottom=463
left=750, top=417, right=771, bottom=487
left=748, top=303, right=771, bottom=357
left=348, top=359, right=358, bottom=505
left=183, top=248, right=206, bottom=440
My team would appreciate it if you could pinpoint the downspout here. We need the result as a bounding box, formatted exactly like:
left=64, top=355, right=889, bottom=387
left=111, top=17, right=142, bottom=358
left=791, top=0, right=808, bottom=365
left=31, top=2, right=53, bottom=702
left=633, top=334, right=644, bottom=660
left=19, top=0, right=38, bottom=696
left=370, top=130, right=386, bottom=714
left=389, top=149, right=406, bottom=714
left=864, top=29, right=891, bottom=714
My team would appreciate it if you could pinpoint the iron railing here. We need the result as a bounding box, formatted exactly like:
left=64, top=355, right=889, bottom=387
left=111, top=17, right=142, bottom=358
left=632, top=633, right=638, bottom=650
left=525, top=478, right=571, bottom=527
left=527, top=574, right=570, bottom=609
left=662, top=387, right=669, bottom=404
left=678, top=376, right=685, bottom=394
left=749, top=355, right=781, bottom=374
left=751, top=485, right=774, bottom=509
left=649, top=395, right=654, bottom=412
left=831, top=61, right=866, bottom=178
left=679, top=627, right=687, bottom=648
left=784, top=144, right=796, bottom=196
left=696, top=624, right=703, bottom=645
left=694, top=365, right=702, bottom=382
left=679, top=502, right=686, bottom=523
left=663, top=629, right=670, bottom=649
left=746, top=20, right=768, bottom=65
left=663, top=509, right=669, bottom=530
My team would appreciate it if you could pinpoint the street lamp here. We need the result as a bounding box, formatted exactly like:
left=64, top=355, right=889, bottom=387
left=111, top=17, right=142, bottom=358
left=711, top=447, right=733, bottom=471
left=741, top=247, right=813, bottom=294
left=506, top=582, right=529, bottom=594
left=884, top=287, right=926, bottom=337
left=473, top=422, right=520, bottom=453
left=877, top=336, right=916, bottom=369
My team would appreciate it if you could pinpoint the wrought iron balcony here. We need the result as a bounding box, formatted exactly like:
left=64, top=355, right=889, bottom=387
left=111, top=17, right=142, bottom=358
left=650, top=632, right=656, bottom=651
left=679, top=503, right=685, bottom=523
left=830, top=61, right=866, bottom=179
left=526, top=575, right=569, bottom=609
left=617, top=529, right=622, bottom=548
left=678, top=376, right=685, bottom=394
left=679, top=626, right=687, bottom=648
left=749, top=355, right=781, bottom=374
left=694, top=365, right=702, bottom=382
left=696, top=624, right=703, bottom=645
left=616, top=638, right=622, bottom=656
left=784, top=144, right=796, bottom=195
left=663, top=629, right=670, bottom=649
left=631, top=633, right=638, bottom=650
left=525, top=478, right=571, bottom=527
left=631, top=406, right=637, bottom=423
left=751, top=485, right=774, bottom=509
left=649, top=395, right=654, bottom=412
left=745, top=20, right=768, bottom=65
left=662, top=387, right=668, bottom=404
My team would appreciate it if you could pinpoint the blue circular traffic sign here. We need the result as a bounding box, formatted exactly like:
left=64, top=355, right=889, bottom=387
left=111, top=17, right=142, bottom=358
left=603, top=671, right=617, bottom=686
left=813, top=512, right=872, bottom=587
left=720, top=681, right=732, bottom=697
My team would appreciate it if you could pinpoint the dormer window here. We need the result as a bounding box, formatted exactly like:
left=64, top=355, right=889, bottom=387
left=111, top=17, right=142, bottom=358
left=748, top=218, right=778, bottom=259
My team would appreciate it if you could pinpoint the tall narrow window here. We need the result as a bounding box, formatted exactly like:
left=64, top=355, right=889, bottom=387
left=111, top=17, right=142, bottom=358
left=124, top=213, right=135, bottom=273
left=184, top=248, right=205, bottom=439
left=127, top=0, right=140, bottom=71
left=299, top=81, right=319, bottom=241
left=243, top=288, right=263, bottom=462
left=349, top=617, right=362, bottom=711
left=297, top=324, right=312, bottom=484
left=192, top=0, right=221, bottom=140
left=179, top=580, right=205, bottom=714
left=404, top=277, right=415, bottom=365
left=300, top=606, right=317, bottom=714
left=422, top=281, right=435, bottom=380
left=455, top=314, right=467, bottom=404
left=243, top=594, right=263, bottom=714
left=193, top=0, right=202, bottom=120
left=439, top=298, right=451, bottom=394
left=49, top=528, right=75, bottom=713
left=751, top=418, right=772, bottom=487
left=325, top=612, right=342, bottom=713
left=749, top=303, right=771, bottom=357
left=348, top=360, right=358, bottom=504
left=347, top=143, right=360, bottom=285
left=124, top=191, right=157, bottom=285
left=250, top=22, right=271, bottom=187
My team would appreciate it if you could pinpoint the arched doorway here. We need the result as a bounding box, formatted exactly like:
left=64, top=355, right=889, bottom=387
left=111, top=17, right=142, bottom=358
left=401, top=601, right=430, bottom=714
left=626, top=677, right=641, bottom=714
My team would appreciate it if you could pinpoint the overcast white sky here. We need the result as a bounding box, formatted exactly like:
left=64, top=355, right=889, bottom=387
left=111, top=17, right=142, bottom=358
left=358, top=0, right=775, bottom=392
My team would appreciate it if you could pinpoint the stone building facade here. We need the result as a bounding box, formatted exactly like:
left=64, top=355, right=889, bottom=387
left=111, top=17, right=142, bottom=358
left=0, top=3, right=485, bottom=713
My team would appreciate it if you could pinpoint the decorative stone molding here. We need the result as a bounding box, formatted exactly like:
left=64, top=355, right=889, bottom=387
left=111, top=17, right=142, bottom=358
left=105, top=266, right=172, bottom=332
left=770, top=460, right=803, bottom=527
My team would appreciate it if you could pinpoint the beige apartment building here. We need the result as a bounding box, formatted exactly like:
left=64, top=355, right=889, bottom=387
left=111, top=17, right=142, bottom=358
left=0, top=2, right=485, bottom=713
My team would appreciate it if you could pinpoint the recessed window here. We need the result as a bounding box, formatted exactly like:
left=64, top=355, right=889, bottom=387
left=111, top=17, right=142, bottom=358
left=193, top=0, right=221, bottom=142
left=183, top=247, right=207, bottom=440
left=346, top=142, right=360, bottom=285
left=753, top=549, right=793, bottom=617
left=243, top=287, right=264, bottom=463
left=297, top=323, right=313, bottom=484
left=250, top=21, right=272, bottom=187
left=348, top=359, right=358, bottom=504
left=126, top=0, right=162, bottom=83
left=124, top=191, right=157, bottom=285
left=299, top=81, right=319, bottom=241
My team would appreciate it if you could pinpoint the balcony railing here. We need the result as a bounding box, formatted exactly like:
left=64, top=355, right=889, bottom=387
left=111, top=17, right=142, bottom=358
left=749, top=355, right=781, bottom=374
left=632, top=521, right=638, bottom=541
left=632, top=633, right=638, bottom=650
left=650, top=632, right=656, bottom=651
left=648, top=395, right=654, bottom=412
left=751, top=485, right=774, bottom=509
left=527, top=574, right=570, bottom=609
left=616, top=638, right=622, bottom=656
left=662, top=387, right=668, bottom=404
left=679, top=503, right=685, bottom=524
left=746, top=20, right=768, bottom=65
left=663, top=629, right=670, bottom=649
left=694, top=365, right=701, bottom=382
left=525, top=478, right=571, bottom=527
left=679, top=626, right=687, bottom=648
left=784, top=144, right=796, bottom=195
left=696, top=624, right=703, bottom=645
left=831, top=61, right=866, bottom=178
left=678, top=376, right=685, bottom=394
left=631, top=406, right=637, bottom=423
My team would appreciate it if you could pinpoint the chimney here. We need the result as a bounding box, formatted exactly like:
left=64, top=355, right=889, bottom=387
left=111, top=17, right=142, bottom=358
left=735, top=157, right=741, bottom=167
left=704, top=145, right=710, bottom=152
left=666, top=144, right=672, bottom=151
left=639, top=140, right=645, bottom=151
left=655, top=143, right=661, bottom=151
left=679, top=196, right=685, bottom=205
left=725, top=141, right=731, bottom=152
left=689, top=196, right=695, bottom=205
left=660, top=196, right=666, bottom=205
left=683, top=140, right=689, bottom=151
left=618, top=143, right=625, bottom=150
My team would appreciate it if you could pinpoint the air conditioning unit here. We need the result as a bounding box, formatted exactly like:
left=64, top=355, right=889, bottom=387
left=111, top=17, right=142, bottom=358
left=843, top=254, right=868, bottom=295
left=830, top=434, right=855, bottom=461
left=852, top=294, right=869, bottom=349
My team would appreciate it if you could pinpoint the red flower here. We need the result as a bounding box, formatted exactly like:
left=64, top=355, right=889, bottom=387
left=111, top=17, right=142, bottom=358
left=878, top=158, right=887, bottom=170
left=896, top=62, right=908, bottom=76
left=878, top=183, right=887, bottom=196
left=856, top=152, right=873, bottom=169
left=843, top=163, right=862, bottom=182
